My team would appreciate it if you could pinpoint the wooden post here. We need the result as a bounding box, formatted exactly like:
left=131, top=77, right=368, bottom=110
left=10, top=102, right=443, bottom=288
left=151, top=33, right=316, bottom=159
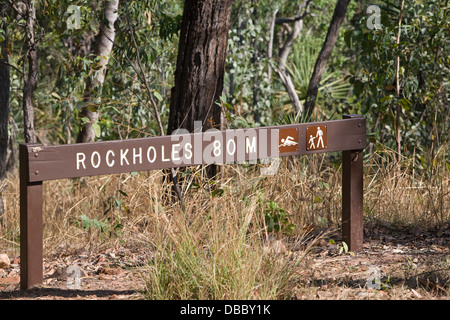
left=20, top=143, right=43, bottom=289
left=342, top=115, right=364, bottom=251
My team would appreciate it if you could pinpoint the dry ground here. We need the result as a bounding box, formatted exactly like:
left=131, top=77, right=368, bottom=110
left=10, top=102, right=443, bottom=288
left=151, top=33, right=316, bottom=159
left=1, top=221, right=448, bottom=300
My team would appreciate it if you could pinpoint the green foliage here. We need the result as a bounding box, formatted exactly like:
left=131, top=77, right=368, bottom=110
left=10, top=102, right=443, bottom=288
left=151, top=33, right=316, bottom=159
left=216, top=92, right=252, bottom=129
left=95, top=0, right=182, bottom=140
left=346, top=0, right=449, bottom=157
left=287, top=35, right=351, bottom=114
left=103, top=190, right=130, bottom=215
left=77, top=214, right=107, bottom=232
left=76, top=213, right=123, bottom=238
left=225, top=0, right=276, bottom=126
left=328, top=239, right=355, bottom=256
left=3, top=0, right=447, bottom=173
left=158, top=12, right=182, bottom=41
left=223, top=0, right=357, bottom=126
left=4, top=0, right=183, bottom=146
left=262, top=200, right=296, bottom=235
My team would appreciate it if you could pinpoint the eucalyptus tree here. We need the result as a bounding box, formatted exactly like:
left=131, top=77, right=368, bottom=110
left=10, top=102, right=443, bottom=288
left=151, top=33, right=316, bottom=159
left=77, top=0, right=119, bottom=143
left=304, top=0, right=351, bottom=117
left=167, top=0, right=233, bottom=135
left=0, top=2, right=10, bottom=219
left=167, top=0, right=233, bottom=178
left=0, top=3, right=10, bottom=178
left=21, top=0, right=38, bottom=144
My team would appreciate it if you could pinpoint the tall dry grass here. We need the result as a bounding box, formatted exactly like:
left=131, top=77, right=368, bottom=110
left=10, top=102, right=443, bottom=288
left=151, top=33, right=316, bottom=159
left=364, top=146, right=449, bottom=227
left=0, top=146, right=448, bottom=298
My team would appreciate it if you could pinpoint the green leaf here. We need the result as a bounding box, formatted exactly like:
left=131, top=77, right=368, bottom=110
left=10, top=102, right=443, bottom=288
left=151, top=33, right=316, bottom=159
left=342, top=242, right=349, bottom=253
left=181, top=170, right=193, bottom=177
left=121, top=203, right=130, bottom=213
left=92, top=123, right=101, bottom=138
left=224, top=102, right=234, bottom=111
left=188, top=183, right=200, bottom=190
left=399, top=98, right=412, bottom=110
left=211, top=189, right=224, bottom=197
left=220, top=92, right=227, bottom=103
left=380, top=95, right=393, bottom=103
left=51, top=92, right=62, bottom=100
left=153, top=91, right=163, bottom=102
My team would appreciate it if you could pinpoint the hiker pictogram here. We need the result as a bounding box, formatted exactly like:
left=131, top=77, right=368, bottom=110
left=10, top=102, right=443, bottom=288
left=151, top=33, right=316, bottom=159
left=308, top=134, right=316, bottom=149
left=316, top=126, right=324, bottom=149
left=306, top=125, right=327, bottom=151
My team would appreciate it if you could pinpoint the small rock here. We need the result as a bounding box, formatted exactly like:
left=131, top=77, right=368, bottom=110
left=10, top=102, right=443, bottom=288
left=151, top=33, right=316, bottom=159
left=272, top=240, right=287, bottom=254
left=0, top=254, right=10, bottom=269
left=0, top=275, right=20, bottom=284
left=263, top=240, right=287, bottom=255
left=411, top=288, right=422, bottom=299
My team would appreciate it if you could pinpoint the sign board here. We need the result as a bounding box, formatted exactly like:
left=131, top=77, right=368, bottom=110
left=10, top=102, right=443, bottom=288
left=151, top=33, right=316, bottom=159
left=19, top=115, right=367, bottom=289
left=25, top=118, right=366, bottom=182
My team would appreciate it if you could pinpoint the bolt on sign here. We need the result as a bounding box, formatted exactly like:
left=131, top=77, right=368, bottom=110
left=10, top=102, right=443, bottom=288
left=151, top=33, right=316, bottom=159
left=19, top=115, right=367, bottom=289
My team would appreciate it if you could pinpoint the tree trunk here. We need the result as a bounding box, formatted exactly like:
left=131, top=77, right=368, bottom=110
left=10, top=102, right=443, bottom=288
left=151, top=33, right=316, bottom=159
left=251, top=3, right=260, bottom=123
left=77, top=0, right=119, bottom=143
left=267, top=7, right=279, bottom=84
left=395, top=0, right=405, bottom=161
left=167, top=0, right=233, bottom=178
left=274, top=1, right=313, bottom=116
left=23, top=0, right=38, bottom=144
left=0, top=2, right=10, bottom=220
left=167, top=0, right=233, bottom=135
left=304, top=0, right=350, bottom=116
left=0, top=4, right=10, bottom=178
left=276, top=17, right=303, bottom=115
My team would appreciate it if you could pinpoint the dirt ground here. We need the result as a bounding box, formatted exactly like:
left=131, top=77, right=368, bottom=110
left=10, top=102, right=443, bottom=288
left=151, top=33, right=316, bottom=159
left=0, top=221, right=448, bottom=300
left=294, top=221, right=449, bottom=300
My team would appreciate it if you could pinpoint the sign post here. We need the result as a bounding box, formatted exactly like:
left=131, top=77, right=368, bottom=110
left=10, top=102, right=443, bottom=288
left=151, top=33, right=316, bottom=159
left=341, top=115, right=365, bottom=252
left=19, top=143, right=44, bottom=290
left=19, top=115, right=366, bottom=289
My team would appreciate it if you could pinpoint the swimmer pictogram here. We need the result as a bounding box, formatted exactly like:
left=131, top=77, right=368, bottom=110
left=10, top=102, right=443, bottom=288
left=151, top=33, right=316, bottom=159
left=278, top=128, right=299, bottom=153
left=279, top=136, right=298, bottom=147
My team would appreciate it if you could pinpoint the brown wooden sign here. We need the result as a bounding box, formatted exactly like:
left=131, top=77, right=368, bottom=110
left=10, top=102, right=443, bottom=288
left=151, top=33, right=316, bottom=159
left=19, top=115, right=366, bottom=289
left=24, top=118, right=365, bottom=182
